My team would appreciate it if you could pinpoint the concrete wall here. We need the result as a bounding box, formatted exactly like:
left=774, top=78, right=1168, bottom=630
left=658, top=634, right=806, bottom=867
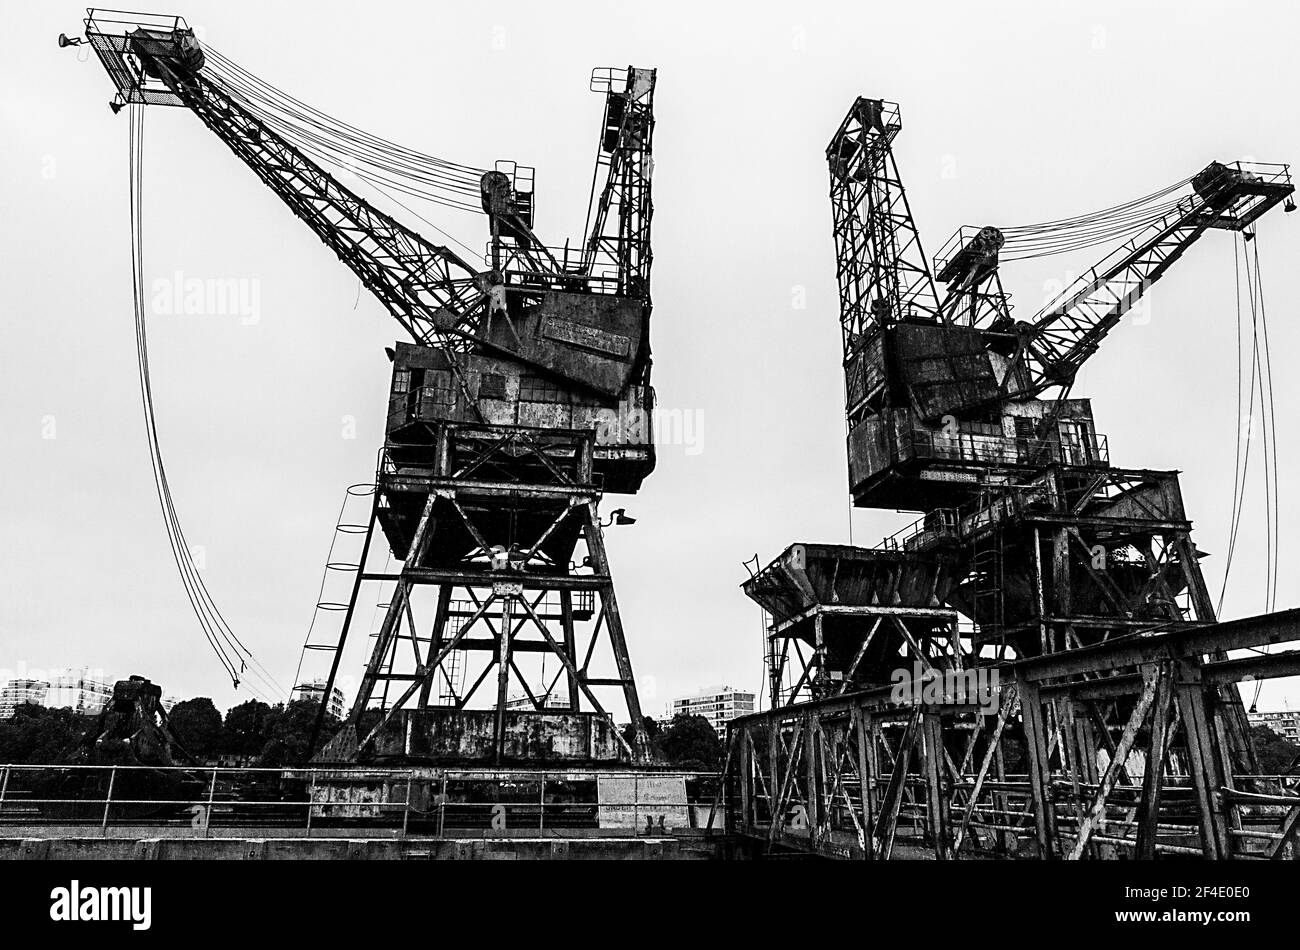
left=0, top=835, right=714, bottom=861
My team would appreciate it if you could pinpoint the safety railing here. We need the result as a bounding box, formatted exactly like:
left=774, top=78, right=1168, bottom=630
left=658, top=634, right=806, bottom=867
left=483, top=242, right=625, bottom=293
left=86, top=8, right=189, bottom=36
left=906, top=428, right=1109, bottom=468
left=590, top=67, right=630, bottom=93
left=377, top=428, right=603, bottom=489
left=385, top=383, right=616, bottom=436
left=1221, top=161, right=1293, bottom=188
left=874, top=509, right=960, bottom=553
left=932, top=225, right=1004, bottom=278
left=0, top=765, right=723, bottom=839
left=870, top=448, right=1108, bottom=554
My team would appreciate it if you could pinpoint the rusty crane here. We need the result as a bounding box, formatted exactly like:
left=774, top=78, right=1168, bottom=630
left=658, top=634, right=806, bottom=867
left=70, top=10, right=659, bottom=766
left=732, top=97, right=1300, bottom=860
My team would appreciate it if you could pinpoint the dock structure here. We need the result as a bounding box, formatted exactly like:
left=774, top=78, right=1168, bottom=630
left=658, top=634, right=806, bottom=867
left=54, top=17, right=1300, bottom=861
left=725, top=609, right=1300, bottom=860
left=722, top=97, right=1299, bottom=861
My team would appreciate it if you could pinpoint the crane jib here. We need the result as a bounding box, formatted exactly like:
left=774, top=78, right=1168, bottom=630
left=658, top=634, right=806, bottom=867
left=79, top=14, right=656, bottom=402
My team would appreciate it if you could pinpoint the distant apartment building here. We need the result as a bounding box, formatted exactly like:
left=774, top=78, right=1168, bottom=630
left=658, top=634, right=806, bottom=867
left=667, top=686, right=756, bottom=740
left=44, top=668, right=113, bottom=717
left=293, top=680, right=346, bottom=719
left=0, top=679, right=50, bottom=719
left=1249, top=709, right=1300, bottom=742
left=505, top=691, right=570, bottom=711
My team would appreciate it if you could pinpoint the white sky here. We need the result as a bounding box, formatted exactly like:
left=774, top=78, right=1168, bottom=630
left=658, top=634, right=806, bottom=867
left=2, top=0, right=1299, bottom=715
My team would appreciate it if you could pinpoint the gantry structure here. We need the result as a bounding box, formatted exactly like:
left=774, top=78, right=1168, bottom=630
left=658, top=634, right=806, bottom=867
left=732, top=97, right=1300, bottom=859
left=76, top=10, right=659, bottom=765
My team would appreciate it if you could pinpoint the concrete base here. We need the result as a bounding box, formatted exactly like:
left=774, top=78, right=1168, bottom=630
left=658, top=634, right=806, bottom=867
left=0, top=834, right=721, bottom=861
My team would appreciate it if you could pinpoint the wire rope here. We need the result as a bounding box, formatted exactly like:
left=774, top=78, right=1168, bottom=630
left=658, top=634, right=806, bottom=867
left=128, top=104, right=286, bottom=702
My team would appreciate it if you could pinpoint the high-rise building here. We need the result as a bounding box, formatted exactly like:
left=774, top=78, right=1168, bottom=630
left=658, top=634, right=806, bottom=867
left=666, top=686, right=756, bottom=741
left=1249, top=709, right=1300, bottom=742
left=0, top=679, right=50, bottom=719
left=293, top=680, right=346, bottom=720
left=44, top=668, right=113, bottom=717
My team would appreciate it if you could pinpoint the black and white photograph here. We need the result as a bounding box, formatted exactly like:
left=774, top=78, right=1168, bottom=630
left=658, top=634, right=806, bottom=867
left=2, top=0, right=1298, bottom=932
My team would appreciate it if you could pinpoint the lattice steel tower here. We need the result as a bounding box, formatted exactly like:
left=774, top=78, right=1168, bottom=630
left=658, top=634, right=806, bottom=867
left=747, top=98, right=1292, bottom=743
left=75, top=11, right=660, bottom=765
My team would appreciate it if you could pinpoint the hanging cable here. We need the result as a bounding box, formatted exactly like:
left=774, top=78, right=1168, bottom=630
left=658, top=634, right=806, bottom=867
left=1248, top=234, right=1281, bottom=711
left=1217, top=234, right=1249, bottom=616
left=128, top=104, right=287, bottom=701
left=1213, top=230, right=1283, bottom=711
left=1253, top=238, right=1280, bottom=618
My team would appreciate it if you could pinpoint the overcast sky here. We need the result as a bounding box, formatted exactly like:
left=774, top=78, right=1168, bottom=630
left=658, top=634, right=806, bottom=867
left=3, top=0, right=1299, bottom=714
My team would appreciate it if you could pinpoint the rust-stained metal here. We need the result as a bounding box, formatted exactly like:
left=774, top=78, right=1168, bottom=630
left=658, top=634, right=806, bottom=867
left=725, top=609, right=1300, bottom=860
left=313, top=423, right=652, bottom=767
left=80, top=676, right=183, bottom=768
left=730, top=96, right=1297, bottom=860
left=367, top=709, right=625, bottom=764
left=71, top=15, right=661, bottom=770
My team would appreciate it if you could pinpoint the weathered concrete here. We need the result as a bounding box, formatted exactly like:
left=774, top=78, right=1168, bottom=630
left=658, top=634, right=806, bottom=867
left=0, top=834, right=721, bottom=861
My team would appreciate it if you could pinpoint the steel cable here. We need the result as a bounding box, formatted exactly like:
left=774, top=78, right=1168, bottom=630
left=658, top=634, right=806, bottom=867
left=128, top=104, right=286, bottom=702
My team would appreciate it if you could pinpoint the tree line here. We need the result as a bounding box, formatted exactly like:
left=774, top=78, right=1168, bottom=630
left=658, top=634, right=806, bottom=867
left=0, top=697, right=332, bottom=767
left=0, top=699, right=730, bottom=770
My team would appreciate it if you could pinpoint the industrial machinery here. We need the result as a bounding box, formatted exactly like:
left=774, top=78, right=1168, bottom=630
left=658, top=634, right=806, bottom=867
left=71, top=11, right=659, bottom=765
left=751, top=95, right=1293, bottom=695
left=84, top=676, right=182, bottom=767
left=734, top=97, right=1297, bottom=860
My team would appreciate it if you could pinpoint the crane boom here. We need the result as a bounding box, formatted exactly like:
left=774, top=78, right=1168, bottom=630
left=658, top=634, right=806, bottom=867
left=78, top=14, right=658, bottom=398
left=828, top=96, right=1294, bottom=425
left=114, top=24, right=491, bottom=352
left=1014, top=162, right=1294, bottom=396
